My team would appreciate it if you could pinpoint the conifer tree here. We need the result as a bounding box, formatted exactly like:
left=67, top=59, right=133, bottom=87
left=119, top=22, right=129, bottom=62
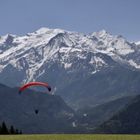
left=10, top=125, right=15, bottom=134
left=0, top=121, right=22, bottom=134
left=0, top=122, right=9, bottom=134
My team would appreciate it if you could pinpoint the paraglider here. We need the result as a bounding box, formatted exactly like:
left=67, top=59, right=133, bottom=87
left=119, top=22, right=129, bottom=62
left=19, top=82, right=52, bottom=114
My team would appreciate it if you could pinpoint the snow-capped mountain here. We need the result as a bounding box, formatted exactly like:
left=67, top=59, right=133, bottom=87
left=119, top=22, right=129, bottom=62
left=0, top=27, right=140, bottom=108
left=0, top=28, right=138, bottom=82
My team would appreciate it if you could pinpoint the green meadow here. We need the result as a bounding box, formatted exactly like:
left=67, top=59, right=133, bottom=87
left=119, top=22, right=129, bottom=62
left=0, top=134, right=140, bottom=140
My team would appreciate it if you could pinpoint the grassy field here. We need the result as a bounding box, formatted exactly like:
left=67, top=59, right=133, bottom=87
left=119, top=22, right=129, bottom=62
left=0, top=134, right=140, bottom=140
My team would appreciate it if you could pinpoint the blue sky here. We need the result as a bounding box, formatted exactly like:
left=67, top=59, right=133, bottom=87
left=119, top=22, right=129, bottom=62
left=0, top=0, right=140, bottom=41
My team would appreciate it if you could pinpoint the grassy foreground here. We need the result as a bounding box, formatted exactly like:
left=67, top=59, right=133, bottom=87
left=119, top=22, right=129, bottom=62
left=0, top=134, right=140, bottom=140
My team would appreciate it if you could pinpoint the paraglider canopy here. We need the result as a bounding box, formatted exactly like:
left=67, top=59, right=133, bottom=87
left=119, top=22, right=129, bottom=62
left=19, top=82, right=51, bottom=94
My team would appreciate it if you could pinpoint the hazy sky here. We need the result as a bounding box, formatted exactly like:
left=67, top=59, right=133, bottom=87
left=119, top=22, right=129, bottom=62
left=0, top=0, right=140, bottom=41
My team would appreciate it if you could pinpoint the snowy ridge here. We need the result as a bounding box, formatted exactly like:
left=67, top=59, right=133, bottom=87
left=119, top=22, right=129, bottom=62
left=0, top=27, right=139, bottom=85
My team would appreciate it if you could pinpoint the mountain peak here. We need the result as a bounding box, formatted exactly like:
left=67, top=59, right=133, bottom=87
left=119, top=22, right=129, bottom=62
left=135, top=41, right=140, bottom=45
left=98, top=29, right=108, bottom=36
left=91, top=29, right=112, bottom=38
left=35, top=27, right=65, bottom=35
left=35, top=27, right=52, bottom=34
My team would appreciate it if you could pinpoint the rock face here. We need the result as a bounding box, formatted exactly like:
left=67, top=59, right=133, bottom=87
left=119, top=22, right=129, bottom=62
left=0, top=27, right=140, bottom=108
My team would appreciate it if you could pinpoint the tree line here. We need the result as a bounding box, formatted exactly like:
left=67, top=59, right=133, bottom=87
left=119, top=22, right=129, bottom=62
left=0, top=121, right=22, bottom=134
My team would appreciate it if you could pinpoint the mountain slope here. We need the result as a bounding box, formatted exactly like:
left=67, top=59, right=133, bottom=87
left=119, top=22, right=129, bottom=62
left=95, top=95, right=140, bottom=134
left=58, top=64, right=140, bottom=108
left=0, top=83, right=81, bottom=133
left=77, top=96, right=134, bottom=131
